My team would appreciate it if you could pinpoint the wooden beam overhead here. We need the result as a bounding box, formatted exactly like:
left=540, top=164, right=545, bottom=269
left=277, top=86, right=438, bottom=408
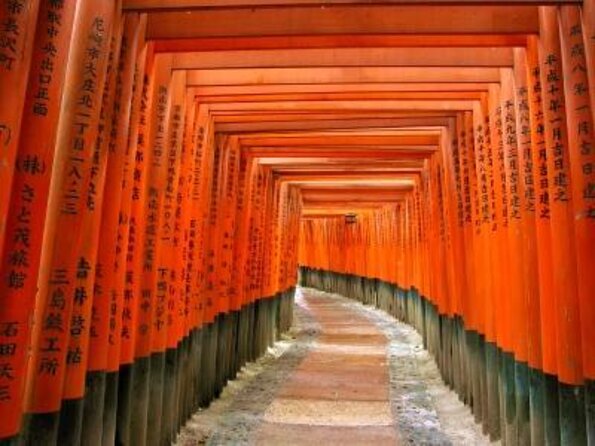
left=186, top=67, right=501, bottom=85
left=154, top=35, right=528, bottom=52
left=191, top=83, right=494, bottom=96
left=145, top=6, right=538, bottom=38
left=125, top=0, right=577, bottom=11
left=215, top=117, right=452, bottom=132
left=195, top=91, right=484, bottom=104
left=171, top=47, right=514, bottom=69
left=206, top=100, right=477, bottom=112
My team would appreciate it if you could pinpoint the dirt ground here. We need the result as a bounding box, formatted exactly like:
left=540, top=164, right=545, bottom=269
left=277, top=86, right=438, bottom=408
left=175, top=288, right=495, bottom=445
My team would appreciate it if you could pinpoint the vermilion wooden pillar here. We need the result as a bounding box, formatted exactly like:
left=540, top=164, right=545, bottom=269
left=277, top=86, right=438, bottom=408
left=559, top=6, right=595, bottom=443
left=23, top=1, right=117, bottom=444
left=0, top=1, right=77, bottom=441
left=538, top=6, right=586, bottom=444
left=0, top=0, right=39, bottom=260
left=82, top=13, right=145, bottom=446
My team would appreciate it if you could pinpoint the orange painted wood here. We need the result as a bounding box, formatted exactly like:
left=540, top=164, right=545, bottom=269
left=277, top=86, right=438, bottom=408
left=513, top=47, right=543, bottom=370
left=537, top=6, right=582, bottom=385
left=87, top=13, right=146, bottom=373
left=133, top=53, right=173, bottom=360
left=559, top=5, right=595, bottom=381
left=0, top=0, right=76, bottom=436
left=0, top=0, right=39, bottom=260
left=153, top=69, right=186, bottom=354
left=500, top=68, right=528, bottom=362
left=63, top=9, right=125, bottom=400
left=120, top=43, right=154, bottom=366
left=25, top=0, right=117, bottom=413
left=526, top=35, right=557, bottom=376
left=145, top=6, right=538, bottom=39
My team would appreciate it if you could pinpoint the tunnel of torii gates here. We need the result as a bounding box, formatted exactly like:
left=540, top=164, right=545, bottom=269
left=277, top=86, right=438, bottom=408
left=0, top=0, right=595, bottom=445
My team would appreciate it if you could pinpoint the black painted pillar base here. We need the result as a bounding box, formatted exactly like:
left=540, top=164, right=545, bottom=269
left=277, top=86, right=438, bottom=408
left=115, top=363, right=133, bottom=446
left=558, top=381, right=587, bottom=445
left=528, top=367, right=545, bottom=446
left=586, top=379, right=595, bottom=446
left=514, top=361, right=531, bottom=445
left=485, top=341, right=501, bottom=441
left=129, top=356, right=151, bottom=446
left=102, top=370, right=119, bottom=446
left=80, top=370, right=107, bottom=446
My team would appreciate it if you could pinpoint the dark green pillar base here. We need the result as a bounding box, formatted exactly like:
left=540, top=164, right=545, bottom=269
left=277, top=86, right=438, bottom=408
left=57, top=397, right=84, bottom=446
left=586, top=379, right=595, bottom=446
left=80, top=370, right=107, bottom=446
left=514, top=361, right=531, bottom=445
left=485, top=341, right=501, bottom=441
left=115, top=363, right=133, bottom=446
left=529, top=367, right=545, bottom=446
left=102, top=370, right=119, bottom=446
left=558, top=381, right=587, bottom=445
left=129, top=356, right=151, bottom=446
left=23, top=411, right=60, bottom=446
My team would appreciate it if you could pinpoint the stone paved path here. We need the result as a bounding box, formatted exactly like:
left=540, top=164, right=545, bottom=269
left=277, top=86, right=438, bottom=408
left=176, top=288, right=491, bottom=445
left=254, top=290, right=399, bottom=445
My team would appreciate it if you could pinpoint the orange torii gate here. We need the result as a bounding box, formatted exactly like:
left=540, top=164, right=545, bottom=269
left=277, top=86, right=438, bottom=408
left=0, top=1, right=594, bottom=446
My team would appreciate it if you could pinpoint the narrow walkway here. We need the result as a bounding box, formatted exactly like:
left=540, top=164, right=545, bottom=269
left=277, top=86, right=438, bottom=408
left=176, top=288, right=491, bottom=445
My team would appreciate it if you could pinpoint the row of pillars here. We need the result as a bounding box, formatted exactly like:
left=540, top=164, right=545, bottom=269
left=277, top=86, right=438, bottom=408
left=300, top=268, right=594, bottom=445
left=0, top=1, right=301, bottom=444
left=299, top=8, right=595, bottom=442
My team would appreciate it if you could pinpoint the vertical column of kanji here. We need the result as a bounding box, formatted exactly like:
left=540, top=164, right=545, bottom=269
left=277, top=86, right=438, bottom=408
left=183, top=103, right=209, bottom=411
left=55, top=11, right=123, bottom=445
left=231, top=151, right=251, bottom=370
left=200, top=133, right=223, bottom=404
left=471, top=99, right=492, bottom=432
left=424, top=159, right=438, bottom=318
left=0, top=0, right=40, bottom=259
left=152, top=70, right=185, bottom=446
left=539, top=8, right=586, bottom=444
left=513, top=47, right=545, bottom=445
left=453, top=113, right=471, bottom=365
left=195, top=112, right=218, bottom=406
left=0, top=1, right=76, bottom=441
left=427, top=156, right=443, bottom=361
left=167, top=90, right=195, bottom=436
left=525, top=35, right=560, bottom=445
left=500, top=67, right=531, bottom=445
left=582, top=0, right=595, bottom=123
left=457, top=111, right=478, bottom=411
left=485, top=86, right=506, bottom=442
left=259, top=170, right=273, bottom=299
left=493, top=80, right=516, bottom=446
left=254, top=168, right=271, bottom=352
left=22, top=2, right=116, bottom=444
left=215, top=137, right=238, bottom=386
left=223, top=140, right=243, bottom=381
left=272, top=179, right=284, bottom=295
left=559, top=6, right=595, bottom=442
left=79, top=12, right=143, bottom=445
left=432, top=151, right=448, bottom=376
left=203, top=136, right=223, bottom=325
left=249, top=159, right=263, bottom=353
left=170, top=94, right=196, bottom=428
left=264, top=174, right=279, bottom=346
left=438, top=126, right=460, bottom=380
left=115, top=42, right=153, bottom=446
left=448, top=123, right=465, bottom=398
left=410, top=190, right=419, bottom=324
left=128, top=52, right=172, bottom=446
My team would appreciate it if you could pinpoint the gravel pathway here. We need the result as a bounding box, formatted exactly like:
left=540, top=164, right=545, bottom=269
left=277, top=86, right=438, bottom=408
left=175, top=288, right=493, bottom=445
